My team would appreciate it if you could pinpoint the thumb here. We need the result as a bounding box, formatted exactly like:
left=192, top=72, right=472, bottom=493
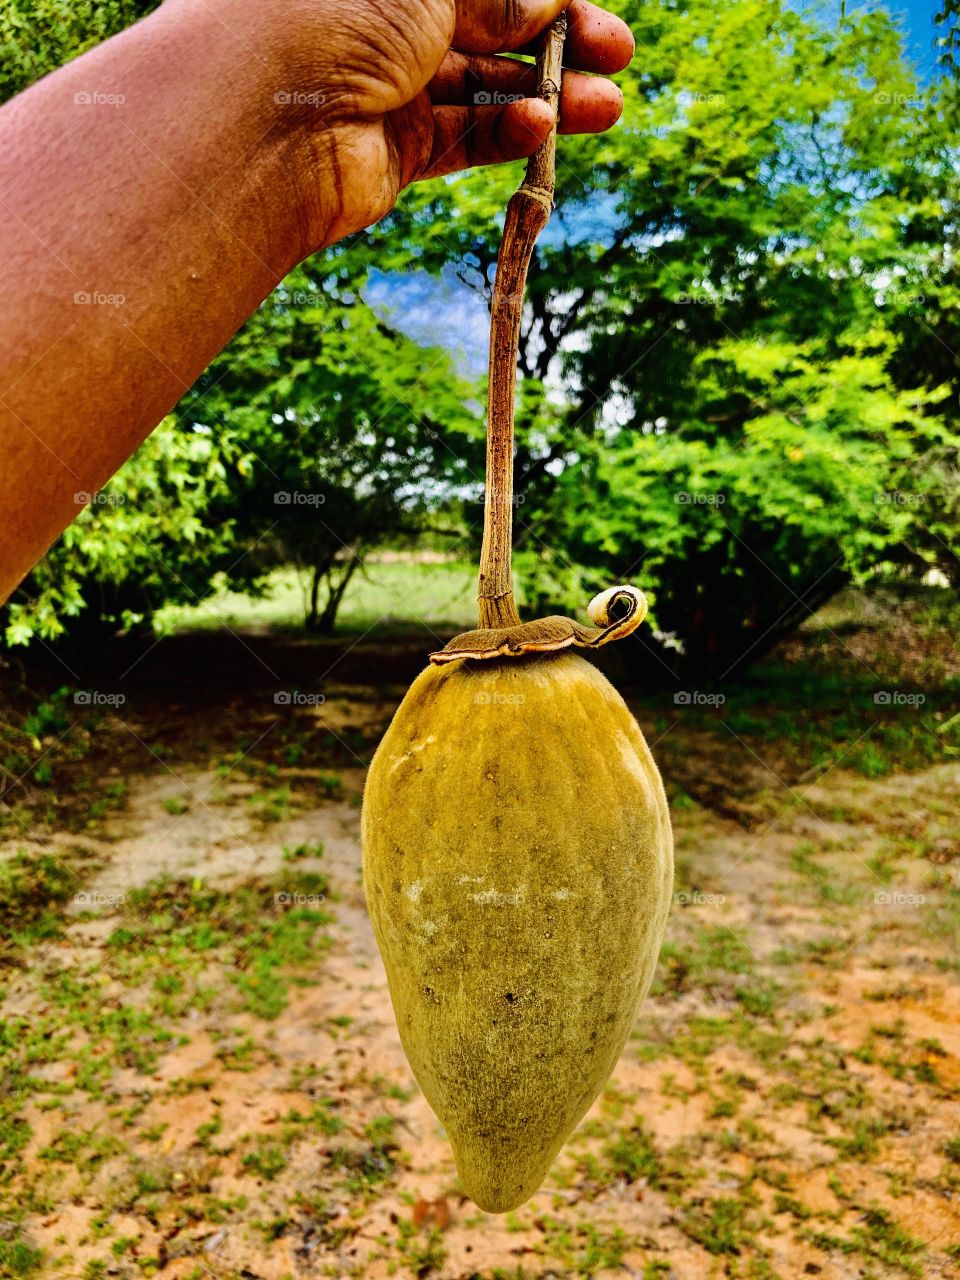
left=454, top=0, right=568, bottom=54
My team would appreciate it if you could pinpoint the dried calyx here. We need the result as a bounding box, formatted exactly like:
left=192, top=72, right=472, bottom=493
left=430, top=584, right=647, bottom=661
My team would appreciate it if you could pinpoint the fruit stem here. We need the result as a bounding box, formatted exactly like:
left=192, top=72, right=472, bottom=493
left=476, top=12, right=566, bottom=631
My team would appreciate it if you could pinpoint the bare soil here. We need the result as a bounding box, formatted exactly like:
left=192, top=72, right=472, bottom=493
left=1, top=615, right=958, bottom=1279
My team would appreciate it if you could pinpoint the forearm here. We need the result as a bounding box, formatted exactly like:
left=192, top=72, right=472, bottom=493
left=0, top=1, right=322, bottom=602
left=0, top=0, right=634, bottom=606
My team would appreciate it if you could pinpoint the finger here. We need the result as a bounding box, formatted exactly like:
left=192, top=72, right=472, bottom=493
left=428, top=53, right=623, bottom=134
left=517, top=0, right=635, bottom=74
left=454, top=0, right=634, bottom=75
left=420, top=100, right=556, bottom=182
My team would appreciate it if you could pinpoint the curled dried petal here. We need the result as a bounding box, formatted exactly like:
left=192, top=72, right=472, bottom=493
left=429, top=584, right=647, bottom=664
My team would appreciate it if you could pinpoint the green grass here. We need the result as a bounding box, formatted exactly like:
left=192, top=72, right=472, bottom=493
left=681, top=1192, right=763, bottom=1256
left=0, top=1231, right=44, bottom=1276
left=0, top=845, right=99, bottom=955
left=326, top=1114, right=402, bottom=1197
left=110, top=870, right=334, bottom=1020
left=804, top=1204, right=926, bottom=1277
left=0, top=866, right=335, bottom=1220
left=535, top=1218, right=634, bottom=1275
left=656, top=660, right=959, bottom=778
left=156, top=559, right=481, bottom=635
left=604, top=1123, right=661, bottom=1185
left=241, top=1140, right=288, bottom=1181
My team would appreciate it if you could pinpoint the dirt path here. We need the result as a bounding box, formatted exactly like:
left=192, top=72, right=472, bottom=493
left=1, top=742, right=959, bottom=1278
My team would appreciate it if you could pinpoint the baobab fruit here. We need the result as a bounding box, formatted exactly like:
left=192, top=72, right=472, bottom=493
left=361, top=633, right=673, bottom=1213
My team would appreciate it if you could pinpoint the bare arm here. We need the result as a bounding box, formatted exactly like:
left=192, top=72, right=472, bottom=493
left=0, top=0, right=633, bottom=602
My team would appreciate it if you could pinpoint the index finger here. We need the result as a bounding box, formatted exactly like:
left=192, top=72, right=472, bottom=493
left=454, top=0, right=635, bottom=75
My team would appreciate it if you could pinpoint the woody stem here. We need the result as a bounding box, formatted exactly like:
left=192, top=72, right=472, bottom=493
left=476, top=12, right=566, bottom=631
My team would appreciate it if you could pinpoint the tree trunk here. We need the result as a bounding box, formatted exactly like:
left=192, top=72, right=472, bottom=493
left=316, top=555, right=360, bottom=635
left=306, top=563, right=323, bottom=631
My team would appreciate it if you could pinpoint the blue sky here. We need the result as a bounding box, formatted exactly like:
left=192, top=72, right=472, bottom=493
left=366, top=0, right=943, bottom=373
left=817, top=0, right=937, bottom=75
left=877, top=0, right=939, bottom=77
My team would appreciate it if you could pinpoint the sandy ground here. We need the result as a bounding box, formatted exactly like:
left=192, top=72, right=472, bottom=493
left=2, top=720, right=958, bottom=1279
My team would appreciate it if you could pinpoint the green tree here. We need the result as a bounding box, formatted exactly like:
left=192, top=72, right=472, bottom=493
left=361, top=0, right=958, bottom=676
left=3, top=418, right=248, bottom=650
left=937, top=0, right=960, bottom=71
left=178, top=256, right=483, bottom=632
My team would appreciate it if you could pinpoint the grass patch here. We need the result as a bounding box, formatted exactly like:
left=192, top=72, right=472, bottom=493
left=0, top=845, right=98, bottom=957
left=0, top=1231, right=44, bottom=1276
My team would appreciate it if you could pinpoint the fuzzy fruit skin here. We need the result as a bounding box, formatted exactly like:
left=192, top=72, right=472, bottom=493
left=361, top=652, right=673, bottom=1213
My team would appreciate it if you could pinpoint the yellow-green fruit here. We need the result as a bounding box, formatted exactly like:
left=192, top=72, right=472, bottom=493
left=361, top=651, right=673, bottom=1213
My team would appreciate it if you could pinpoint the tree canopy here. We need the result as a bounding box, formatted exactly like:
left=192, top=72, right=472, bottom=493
left=2, top=0, right=957, bottom=678
left=360, top=0, right=959, bottom=674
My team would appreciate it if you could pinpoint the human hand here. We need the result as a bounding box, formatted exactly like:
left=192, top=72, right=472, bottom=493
left=181, top=0, right=634, bottom=248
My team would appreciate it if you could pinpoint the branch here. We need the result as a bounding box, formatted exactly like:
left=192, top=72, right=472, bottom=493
left=476, top=13, right=566, bottom=629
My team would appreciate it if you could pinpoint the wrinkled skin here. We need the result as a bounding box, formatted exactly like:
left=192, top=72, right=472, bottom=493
left=179, top=0, right=635, bottom=249
left=362, top=652, right=673, bottom=1212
